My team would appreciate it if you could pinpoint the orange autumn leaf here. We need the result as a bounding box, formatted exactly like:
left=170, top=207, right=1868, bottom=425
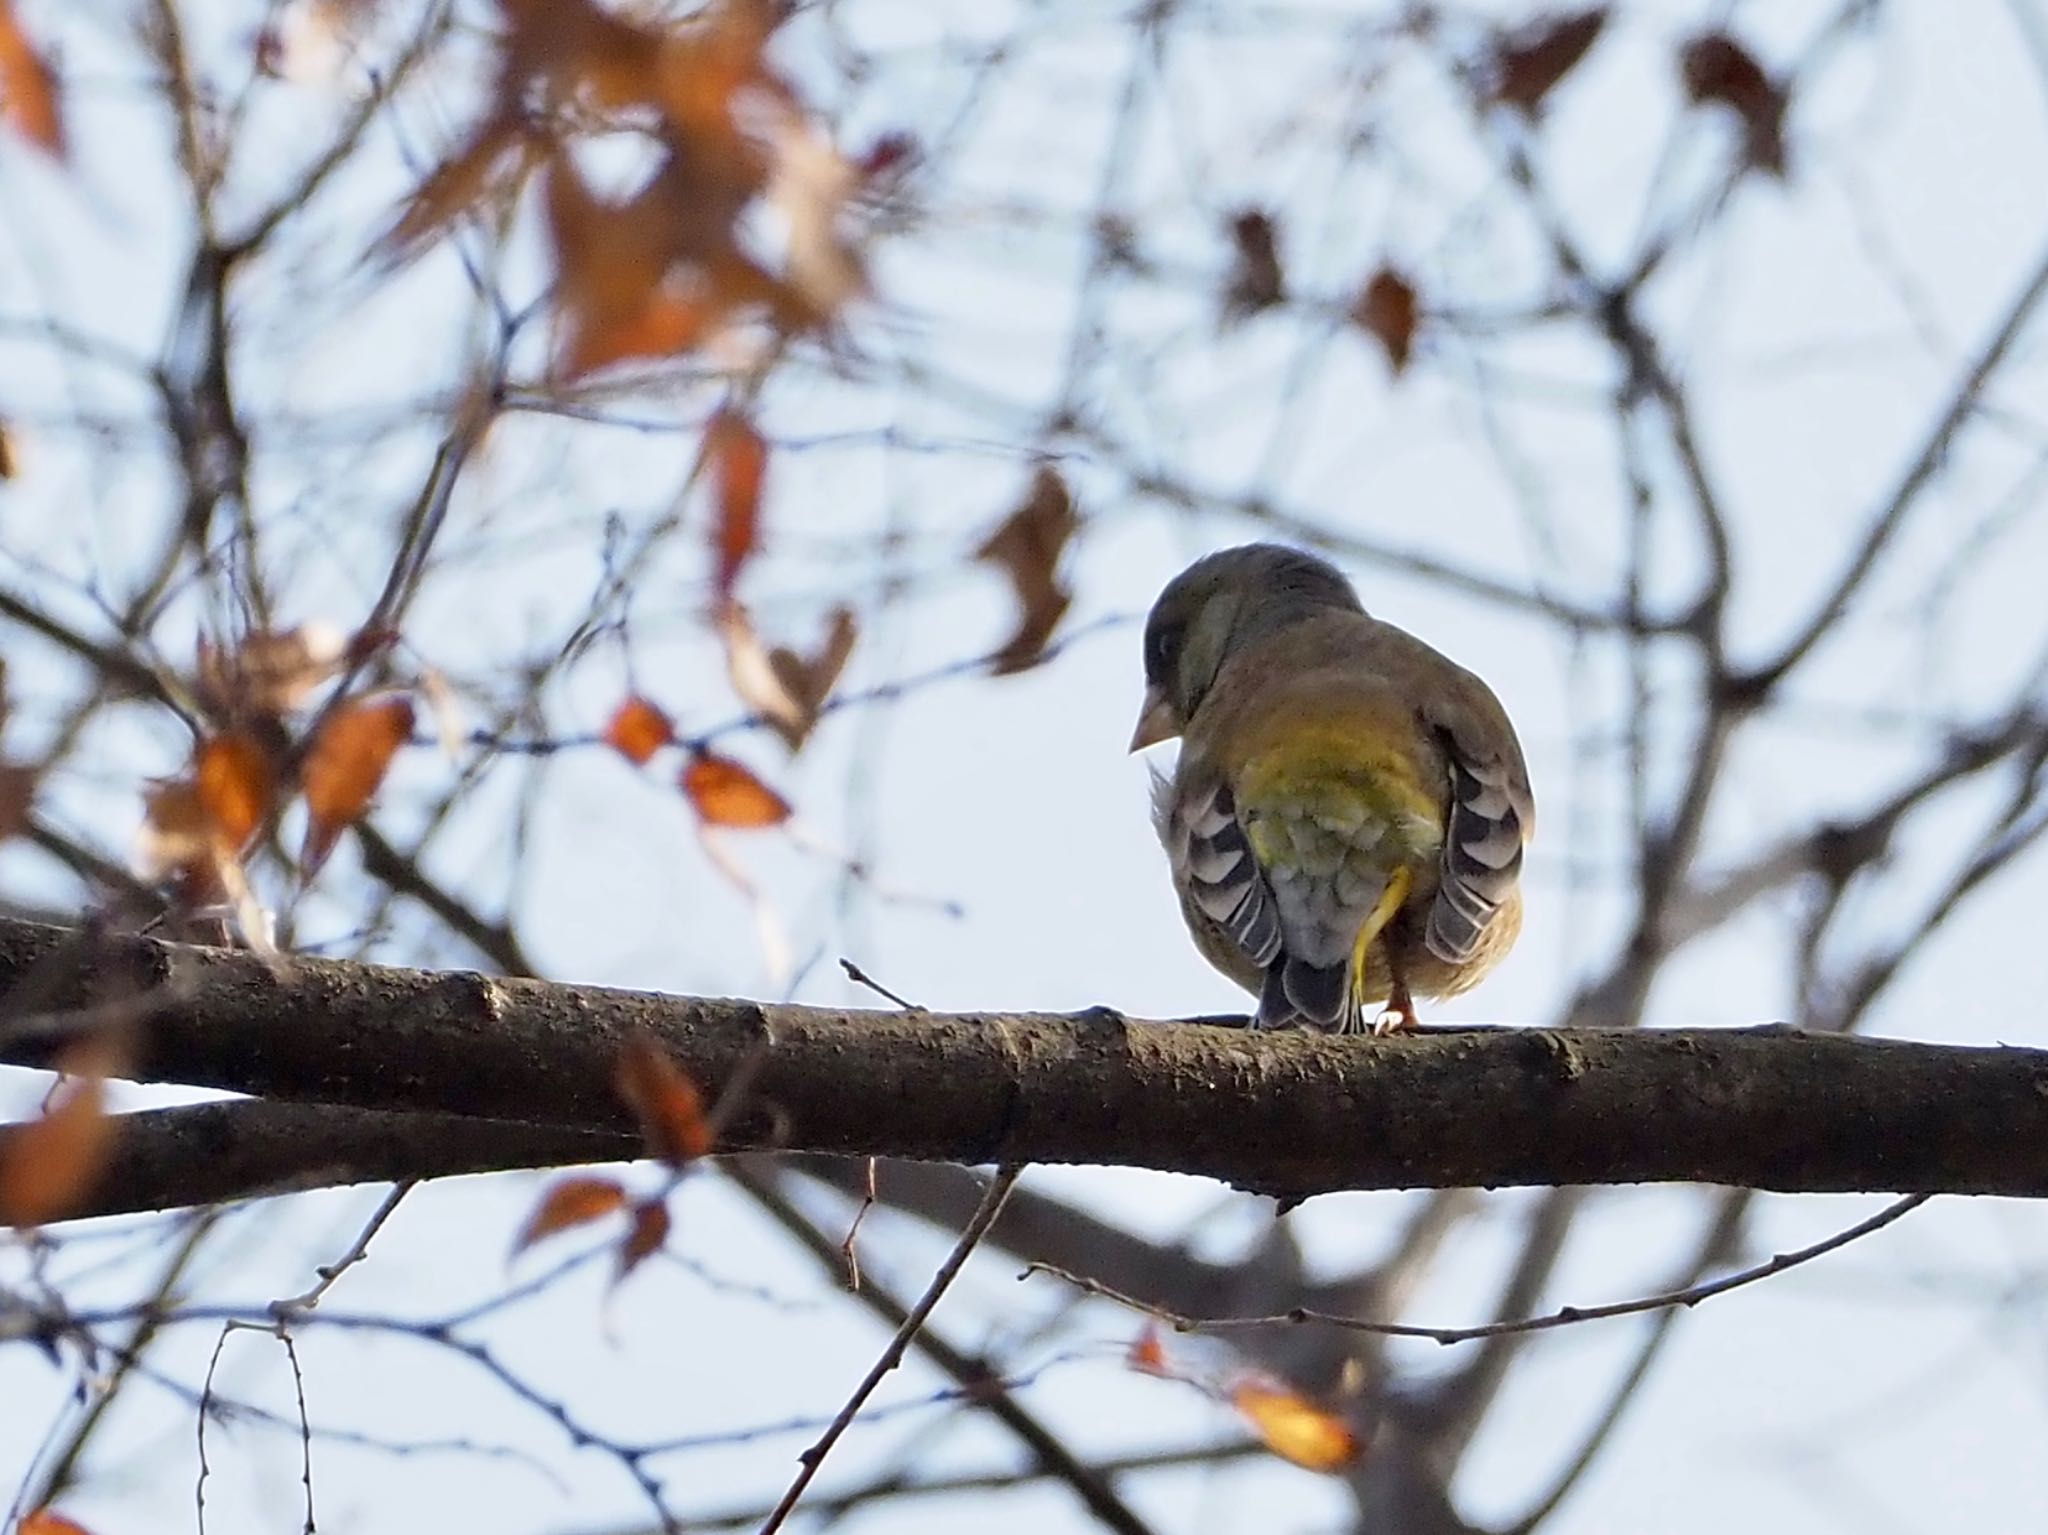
left=707, top=411, right=766, bottom=600
left=136, top=779, right=218, bottom=882
left=20, top=1510, right=96, bottom=1535
left=0, top=1038, right=123, bottom=1228
left=1350, top=267, right=1419, bottom=374
left=565, top=289, right=712, bottom=379
left=1127, top=1326, right=1173, bottom=1377
left=614, top=1032, right=715, bottom=1167
left=604, top=695, right=675, bottom=765
left=511, top=1174, right=628, bottom=1256
left=681, top=751, right=790, bottom=829
left=1231, top=1382, right=1364, bottom=1473
left=976, top=466, right=1078, bottom=676
left=545, top=154, right=724, bottom=378
left=195, top=734, right=275, bottom=852
left=0, top=0, right=63, bottom=157
left=616, top=1196, right=671, bottom=1283
left=301, top=694, right=415, bottom=871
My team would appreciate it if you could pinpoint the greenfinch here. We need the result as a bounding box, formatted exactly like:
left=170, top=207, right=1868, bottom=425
left=1132, top=544, right=1533, bottom=1033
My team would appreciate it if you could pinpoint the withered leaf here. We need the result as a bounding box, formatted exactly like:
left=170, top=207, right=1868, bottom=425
left=976, top=466, right=1078, bottom=676
left=19, top=1510, right=96, bottom=1535
left=1680, top=31, right=1787, bottom=178
left=720, top=603, right=856, bottom=753
left=137, top=779, right=217, bottom=882
left=0, top=418, right=15, bottom=479
left=0, top=761, right=34, bottom=841
left=1223, top=209, right=1284, bottom=319
left=0, top=1037, right=124, bottom=1228
left=1350, top=267, right=1420, bottom=374
left=1491, top=10, right=1608, bottom=115
left=1127, top=1326, right=1173, bottom=1377
left=682, top=750, right=791, bottom=829
left=707, top=411, right=767, bottom=600
left=769, top=117, right=866, bottom=318
left=197, top=623, right=350, bottom=717
left=511, top=1174, right=628, bottom=1256
left=377, top=113, right=539, bottom=266
left=614, top=1032, right=715, bottom=1167
left=651, top=0, right=781, bottom=150
left=0, top=0, right=63, bottom=157
left=301, top=694, right=414, bottom=872
left=616, top=1197, right=671, bottom=1283
left=604, top=695, right=675, bottom=765
left=547, top=155, right=715, bottom=379
left=1231, top=1381, right=1365, bottom=1473
left=195, top=734, right=275, bottom=853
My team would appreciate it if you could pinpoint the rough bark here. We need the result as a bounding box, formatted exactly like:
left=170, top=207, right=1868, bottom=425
left=3, top=918, right=2047, bottom=1209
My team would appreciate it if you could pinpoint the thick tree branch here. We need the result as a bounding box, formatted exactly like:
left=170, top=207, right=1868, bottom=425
left=3, top=919, right=2048, bottom=1203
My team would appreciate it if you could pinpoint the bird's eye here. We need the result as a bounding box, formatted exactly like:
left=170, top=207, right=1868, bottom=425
left=1145, top=622, right=1184, bottom=682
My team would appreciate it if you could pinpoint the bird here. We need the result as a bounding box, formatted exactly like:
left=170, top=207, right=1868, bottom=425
left=1131, top=543, right=1533, bottom=1034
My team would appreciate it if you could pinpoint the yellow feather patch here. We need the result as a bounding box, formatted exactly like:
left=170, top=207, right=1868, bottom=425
left=1237, top=722, right=1442, bottom=838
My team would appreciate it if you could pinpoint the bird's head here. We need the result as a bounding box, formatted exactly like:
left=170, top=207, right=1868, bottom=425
left=1129, top=543, right=1363, bottom=751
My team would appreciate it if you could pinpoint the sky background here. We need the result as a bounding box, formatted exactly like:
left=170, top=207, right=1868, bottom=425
left=5, top=1, right=2048, bottom=1531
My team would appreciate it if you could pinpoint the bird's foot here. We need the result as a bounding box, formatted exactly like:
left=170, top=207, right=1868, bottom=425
left=1369, top=978, right=1419, bottom=1036
left=1369, top=1004, right=1418, bottom=1036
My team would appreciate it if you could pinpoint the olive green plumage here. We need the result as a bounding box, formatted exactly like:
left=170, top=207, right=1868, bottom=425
left=1131, top=544, right=1533, bottom=1033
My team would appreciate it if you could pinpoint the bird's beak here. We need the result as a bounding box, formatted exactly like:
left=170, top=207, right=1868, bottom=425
left=1128, top=687, right=1179, bottom=753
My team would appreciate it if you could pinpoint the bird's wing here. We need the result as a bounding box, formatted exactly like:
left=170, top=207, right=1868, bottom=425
left=1420, top=691, right=1534, bottom=964
left=1151, top=768, right=1283, bottom=972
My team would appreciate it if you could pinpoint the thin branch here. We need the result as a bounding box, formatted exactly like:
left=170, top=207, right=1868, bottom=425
left=754, top=1164, right=1024, bottom=1535
left=1022, top=1193, right=1932, bottom=1345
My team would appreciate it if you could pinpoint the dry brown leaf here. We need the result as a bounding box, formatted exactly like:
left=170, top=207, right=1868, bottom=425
left=976, top=466, right=1078, bottom=675
left=197, top=623, right=351, bottom=717
left=502, top=0, right=667, bottom=113
left=195, top=734, right=275, bottom=853
left=19, top=1510, right=96, bottom=1535
left=0, top=1038, right=124, bottom=1228
left=0, top=761, right=34, bottom=841
left=682, top=751, right=791, bottom=829
left=1230, top=1382, right=1365, bottom=1473
left=707, top=411, right=767, bottom=600
left=0, top=417, right=15, bottom=479
left=1223, top=209, right=1284, bottom=319
left=301, top=694, right=414, bottom=872
left=768, top=116, right=865, bottom=317
left=511, top=1173, right=628, bottom=1255
left=614, top=1032, right=715, bottom=1167
left=604, top=695, right=675, bottom=765
left=719, top=603, right=856, bottom=753
left=379, top=114, right=540, bottom=265
left=137, top=779, right=217, bottom=882
left=764, top=606, right=856, bottom=751
left=1680, top=31, right=1787, bottom=177
left=1350, top=267, right=1420, bottom=374
left=547, top=150, right=750, bottom=377
left=652, top=0, right=780, bottom=149
left=1491, top=10, right=1608, bottom=115
left=616, top=1196, right=671, bottom=1283
left=0, top=0, right=63, bottom=157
